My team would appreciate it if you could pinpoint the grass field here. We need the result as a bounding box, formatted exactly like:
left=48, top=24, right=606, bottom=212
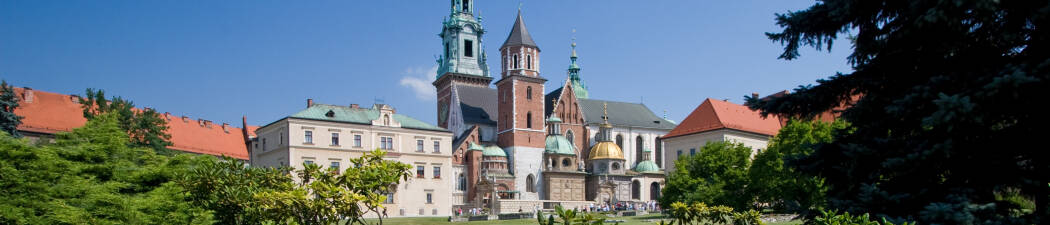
left=374, top=214, right=803, bottom=225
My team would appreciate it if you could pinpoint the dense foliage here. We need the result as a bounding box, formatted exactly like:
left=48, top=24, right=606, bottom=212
left=750, top=0, right=1049, bottom=224
left=180, top=149, right=412, bottom=225
left=79, top=88, right=172, bottom=152
left=0, top=112, right=214, bottom=224
left=0, top=80, right=22, bottom=138
left=748, top=120, right=847, bottom=214
left=662, top=202, right=763, bottom=225
left=537, top=205, right=607, bottom=225
left=661, top=142, right=753, bottom=210
left=810, top=210, right=913, bottom=225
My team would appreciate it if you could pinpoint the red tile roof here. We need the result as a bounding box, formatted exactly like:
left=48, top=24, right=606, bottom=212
left=12, top=87, right=251, bottom=160
left=663, top=98, right=782, bottom=139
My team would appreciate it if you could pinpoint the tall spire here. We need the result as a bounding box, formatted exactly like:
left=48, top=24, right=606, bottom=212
left=568, top=29, right=588, bottom=99
left=501, top=9, right=539, bottom=50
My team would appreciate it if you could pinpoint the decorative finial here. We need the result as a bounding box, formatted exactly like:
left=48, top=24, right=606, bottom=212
left=552, top=99, right=559, bottom=113
left=603, top=102, right=608, bottom=123
left=518, top=1, right=523, bottom=11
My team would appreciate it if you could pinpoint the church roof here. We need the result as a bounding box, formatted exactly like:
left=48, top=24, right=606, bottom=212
left=501, top=10, right=539, bottom=50
left=545, top=134, right=575, bottom=155
left=663, top=98, right=782, bottom=139
left=578, top=99, right=677, bottom=130
left=287, top=104, right=447, bottom=132
left=455, top=85, right=498, bottom=125
left=633, top=160, right=661, bottom=173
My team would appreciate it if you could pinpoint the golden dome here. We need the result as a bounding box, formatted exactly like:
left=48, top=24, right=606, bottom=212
left=588, top=141, right=625, bottom=160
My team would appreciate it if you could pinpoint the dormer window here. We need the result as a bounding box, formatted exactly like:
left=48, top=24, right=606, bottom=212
left=325, top=110, right=335, bottom=117
left=464, top=40, right=473, bottom=57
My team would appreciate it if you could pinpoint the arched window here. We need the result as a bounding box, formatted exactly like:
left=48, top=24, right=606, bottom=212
left=513, top=54, right=520, bottom=69
left=526, top=174, right=536, bottom=192
left=527, top=86, right=532, bottom=100
left=462, top=0, right=469, bottom=11
left=562, top=158, right=572, bottom=168
left=457, top=173, right=466, bottom=191
left=526, top=54, right=532, bottom=69
left=527, top=112, right=533, bottom=129
left=384, top=114, right=391, bottom=126
left=655, top=138, right=663, bottom=167
left=616, top=134, right=624, bottom=148
left=632, top=180, right=641, bottom=199
left=636, top=136, right=645, bottom=164
left=650, top=182, right=661, bottom=200
left=566, top=130, right=575, bottom=147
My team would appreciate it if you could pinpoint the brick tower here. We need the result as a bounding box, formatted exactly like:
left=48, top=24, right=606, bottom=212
left=496, top=9, right=547, bottom=200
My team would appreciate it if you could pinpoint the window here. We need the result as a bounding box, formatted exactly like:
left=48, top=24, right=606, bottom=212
left=616, top=135, right=624, bottom=149
left=632, top=180, right=641, bottom=199
left=330, top=161, right=341, bottom=174
left=690, top=148, right=696, bottom=156
left=280, top=132, right=283, bottom=145
left=304, top=131, right=313, bottom=144
left=656, top=138, right=663, bottom=166
left=383, top=115, right=391, bottom=126
left=331, top=133, right=339, bottom=146
left=526, top=86, right=532, bottom=100
left=636, top=136, right=644, bottom=162
left=384, top=192, right=394, bottom=204
left=566, top=130, right=575, bottom=146
left=562, top=158, right=572, bottom=167
left=612, top=162, right=621, bottom=170
left=527, top=112, right=533, bottom=129
left=433, top=166, right=441, bottom=179
left=462, top=0, right=469, bottom=11
left=464, top=40, right=473, bottom=57
left=416, top=165, right=425, bottom=178
left=433, top=209, right=438, bottom=215
left=526, top=174, right=536, bottom=192
left=354, top=134, right=362, bottom=147
left=433, top=141, right=441, bottom=153
left=381, top=137, right=394, bottom=150
left=677, top=150, right=682, bottom=157
left=304, top=160, right=314, bottom=165
left=426, top=193, right=433, bottom=204
left=262, top=139, right=267, bottom=151
left=526, top=54, right=532, bottom=69
left=416, top=140, right=424, bottom=152
left=444, top=42, right=450, bottom=59
left=457, top=173, right=466, bottom=191
left=513, top=54, right=519, bottom=69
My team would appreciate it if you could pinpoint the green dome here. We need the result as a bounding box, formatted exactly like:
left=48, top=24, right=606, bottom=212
left=482, top=145, right=506, bottom=157
left=545, top=135, right=576, bottom=155
left=633, top=160, right=660, bottom=173
left=546, top=115, right=563, bottom=123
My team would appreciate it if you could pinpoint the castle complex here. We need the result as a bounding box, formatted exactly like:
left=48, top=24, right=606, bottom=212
left=433, top=1, right=673, bottom=213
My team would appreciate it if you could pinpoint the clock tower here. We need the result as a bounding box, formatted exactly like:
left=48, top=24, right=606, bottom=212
left=433, top=0, right=493, bottom=129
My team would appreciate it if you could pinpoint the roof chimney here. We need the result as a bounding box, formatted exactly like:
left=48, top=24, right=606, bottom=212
left=70, top=95, right=80, bottom=103
left=181, top=116, right=189, bottom=122
left=22, top=88, right=34, bottom=103
left=307, top=99, right=314, bottom=108
left=752, top=92, right=759, bottom=99
left=222, top=123, right=230, bottom=133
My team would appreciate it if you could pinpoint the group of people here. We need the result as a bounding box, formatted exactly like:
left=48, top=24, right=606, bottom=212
left=583, top=200, right=660, bottom=212
left=455, top=207, right=487, bottom=216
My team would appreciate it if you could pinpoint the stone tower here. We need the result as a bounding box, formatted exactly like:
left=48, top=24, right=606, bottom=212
left=433, top=0, right=492, bottom=129
left=496, top=9, right=547, bottom=200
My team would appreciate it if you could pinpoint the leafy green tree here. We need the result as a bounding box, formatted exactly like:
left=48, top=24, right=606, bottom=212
left=254, top=149, right=411, bottom=225
left=661, top=141, right=753, bottom=210
left=749, top=0, right=1049, bottom=223
left=0, top=112, right=214, bottom=225
left=0, top=80, right=22, bottom=138
left=79, top=88, right=172, bottom=152
left=748, top=120, right=848, bottom=214
left=178, top=156, right=292, bottom=225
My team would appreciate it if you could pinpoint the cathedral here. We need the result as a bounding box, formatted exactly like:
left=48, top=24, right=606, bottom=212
left=434, top=1, right=674, bottom=212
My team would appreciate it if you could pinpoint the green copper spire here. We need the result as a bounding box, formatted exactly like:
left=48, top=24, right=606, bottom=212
left=568, top=31, right=588, bottom=99
left=436, top=0, right=490, bottom=79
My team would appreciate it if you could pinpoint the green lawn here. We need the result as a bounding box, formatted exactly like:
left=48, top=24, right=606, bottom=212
left=374, top=214, right=802, bottom=225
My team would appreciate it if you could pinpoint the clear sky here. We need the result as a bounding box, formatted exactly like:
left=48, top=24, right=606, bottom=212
left=0, top=0, right=852, bottom=127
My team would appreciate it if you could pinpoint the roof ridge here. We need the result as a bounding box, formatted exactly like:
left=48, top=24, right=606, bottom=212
left=705, top=98, right=727, bottom=128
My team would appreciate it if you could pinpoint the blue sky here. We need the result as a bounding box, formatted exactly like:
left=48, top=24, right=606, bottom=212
left=0, top=0, right=852, bottom=127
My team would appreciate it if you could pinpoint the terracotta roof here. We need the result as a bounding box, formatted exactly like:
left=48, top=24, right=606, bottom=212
left=663, top=98, right=782, bottom=139
left=12, top=88, right=88, bottom=134
left=12, top=87, right=251, bottom=160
